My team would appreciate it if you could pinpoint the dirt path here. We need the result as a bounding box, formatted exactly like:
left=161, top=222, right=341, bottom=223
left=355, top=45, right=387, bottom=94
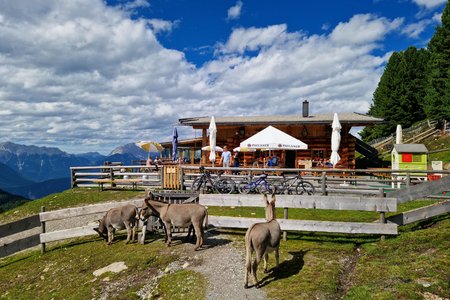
left=174, top=230, right=267, bottom=300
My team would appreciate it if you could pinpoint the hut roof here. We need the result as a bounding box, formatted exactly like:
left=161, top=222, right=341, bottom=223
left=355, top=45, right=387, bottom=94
left=178, top=112, right=384, bottom=127
left=393, top=144, right=428, bottom=153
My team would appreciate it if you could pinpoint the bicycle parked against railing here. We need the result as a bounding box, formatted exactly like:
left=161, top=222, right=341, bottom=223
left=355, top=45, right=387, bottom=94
left=272, top=172, right=315, bottom=195
left=191, top=166, right=236, bottom=194
left=238, top=173, right=275, bottom=194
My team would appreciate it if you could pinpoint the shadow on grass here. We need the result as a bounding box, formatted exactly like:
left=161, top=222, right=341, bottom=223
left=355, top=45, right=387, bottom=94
left=258, top=250, right=308, bottom=288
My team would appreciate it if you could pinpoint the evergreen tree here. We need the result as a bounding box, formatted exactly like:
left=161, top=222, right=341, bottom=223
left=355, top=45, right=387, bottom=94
left=361, top=47, right=429, bottom=141
left=424, top=2, right=450, bottom=121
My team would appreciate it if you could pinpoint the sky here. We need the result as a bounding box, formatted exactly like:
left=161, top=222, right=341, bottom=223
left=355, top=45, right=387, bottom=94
left=0, top=0, right=447, bottom=154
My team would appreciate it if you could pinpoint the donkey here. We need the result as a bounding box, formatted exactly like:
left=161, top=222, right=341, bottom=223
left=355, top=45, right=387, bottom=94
left=140, top=193, right=208, bottom=250
left=244, top=194, right=281, bottom=289
left=94, top=204, right=139, bottom=245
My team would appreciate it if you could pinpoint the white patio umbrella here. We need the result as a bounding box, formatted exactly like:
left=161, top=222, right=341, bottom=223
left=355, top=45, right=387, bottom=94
left=208, top=116, right=217, bottom=165
left=330, top=113, right=341, bottom=167
left=202, top=145, right=224, bottom=152
left=239, top=125, right=307, bottom=150
left=396, top=124, right=403, bottom=144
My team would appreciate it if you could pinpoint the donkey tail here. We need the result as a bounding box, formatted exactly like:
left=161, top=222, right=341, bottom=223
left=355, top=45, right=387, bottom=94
left=204, top=206, right=209, bottom=229
left=245, top=224, right=256, bottom=260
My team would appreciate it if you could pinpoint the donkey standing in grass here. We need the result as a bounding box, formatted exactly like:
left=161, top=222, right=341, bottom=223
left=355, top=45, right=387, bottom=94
left=244, top=194, right=281, bottom=288
left=94, top=204, right=139, bottom=245
left=140, top=193, right=208, bottom=250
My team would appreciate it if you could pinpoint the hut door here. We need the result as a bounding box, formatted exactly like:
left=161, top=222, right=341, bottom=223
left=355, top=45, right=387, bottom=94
left=285, top=150, right=296, bottom=168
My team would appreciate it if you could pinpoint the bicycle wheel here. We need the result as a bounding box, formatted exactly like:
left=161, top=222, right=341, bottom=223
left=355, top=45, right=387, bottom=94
left=257, top=181, right=275, bottom=194
left=296, top=181, right=315, bottom=195
left=269, top=180, right=284, bottom=194
left=238, top=180, right=254, bottom=194
left=215, top=178, right=235, bottom=194
left=191, top=177, right=205, bottom=192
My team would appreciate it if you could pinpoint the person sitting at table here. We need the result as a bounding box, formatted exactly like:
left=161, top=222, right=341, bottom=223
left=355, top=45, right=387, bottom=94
left=324, top=159, right=333, bottom=167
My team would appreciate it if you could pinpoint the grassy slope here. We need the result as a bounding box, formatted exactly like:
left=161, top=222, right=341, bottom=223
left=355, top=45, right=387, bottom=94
left=0, top=189, right=449, bottom=299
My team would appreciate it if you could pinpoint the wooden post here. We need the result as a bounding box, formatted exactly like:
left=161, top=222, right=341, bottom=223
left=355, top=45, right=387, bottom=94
left=180, top=167, right=185, bottom=190
left=70, top=168, right=76, bottom=188
left=283, top=207, right=288, bottom=241
left=379, top=188, right=386, bottom=241
left=321, top=172, right=327, bottom=196
left=406, top=172, right=411, bottom=188
left=160, top=165, right=164, bottom=189
left=40, top=206, right=46, bottom=254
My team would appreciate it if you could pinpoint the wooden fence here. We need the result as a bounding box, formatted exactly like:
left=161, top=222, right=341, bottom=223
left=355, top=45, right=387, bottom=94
left=199, top=194, right=398, bottom=236
left=70, top=164, right=450, bottom=197
left=0, top=191, right=197, bottom=258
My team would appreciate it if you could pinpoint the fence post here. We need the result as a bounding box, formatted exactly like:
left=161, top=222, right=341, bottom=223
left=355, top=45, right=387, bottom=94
left=406, top=172, right=411, bottom=188
left=321, top=172, right=327, bottom=196
left=180, top=167, right=185, bottom=190
left=283, top=207, right=288, bottom=241
left=70, top=168, right=77, bottom=188
left=379, top=188, right=386, bottom=241
left=40, top=206, right=46, bottom=254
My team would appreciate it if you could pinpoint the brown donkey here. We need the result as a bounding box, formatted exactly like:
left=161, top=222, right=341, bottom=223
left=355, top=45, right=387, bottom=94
left=244, top=194, right=281, bottom=288
left=140, top=193, right=208, bottom=250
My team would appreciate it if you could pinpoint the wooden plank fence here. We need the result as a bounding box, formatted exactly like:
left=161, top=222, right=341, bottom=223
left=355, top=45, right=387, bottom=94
left=0, top=215, right=41, bottom=258
left=163, top=165, right=181, bottom=189
left=199, top=194, right=398, bottom=236
left=387, top=200, right=450, bottom=226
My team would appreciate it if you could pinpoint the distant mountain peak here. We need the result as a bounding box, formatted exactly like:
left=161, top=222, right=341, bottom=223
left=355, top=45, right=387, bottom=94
left=0, top=142, right=65, bottom=156
left=109, top=143, right=148, bottom=159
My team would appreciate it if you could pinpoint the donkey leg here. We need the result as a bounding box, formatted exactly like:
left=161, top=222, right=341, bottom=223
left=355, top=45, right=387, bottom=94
left=252, top=254, right=262, bottom=288
left=124, top=222, right=131, bottom=244
left=193, top=223, right=203, bottom=250
left=263, top=253, right=269, bottom=273
left=244, top=252, right=252, bottom=289
left=164, top=222, right=172, bottom=246
left=275, top=247, right=280, bottom=268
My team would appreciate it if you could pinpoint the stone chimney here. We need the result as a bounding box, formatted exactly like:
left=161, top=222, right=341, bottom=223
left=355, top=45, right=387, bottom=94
left=302, top=100, right=309, bottom=117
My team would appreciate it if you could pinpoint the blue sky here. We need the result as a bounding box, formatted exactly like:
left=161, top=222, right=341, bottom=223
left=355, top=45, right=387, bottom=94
left=0, top=0, right=446, bottom=154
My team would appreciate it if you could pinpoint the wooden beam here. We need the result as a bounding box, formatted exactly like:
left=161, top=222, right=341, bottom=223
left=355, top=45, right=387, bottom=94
left=387, top=200, right=450, bottom=226
left=40, top=225, right=97, bottom=243
left=208, top=216, right=398, bottom=235
left=0, top=215, right=40, bottom=238
left=387, top=175, right=450, bottom=203
left=0, top=234, right=40, bottom=258
left=39, top=199, right=144, bottom=222
left=199, top=194, right=397, bottom=212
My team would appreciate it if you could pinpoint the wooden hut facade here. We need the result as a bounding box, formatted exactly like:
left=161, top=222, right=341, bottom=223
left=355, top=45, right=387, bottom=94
left=176, top=109, right=384, bottom=169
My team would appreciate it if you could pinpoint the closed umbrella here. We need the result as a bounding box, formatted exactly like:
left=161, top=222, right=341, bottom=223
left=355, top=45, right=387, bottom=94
left=172, top=127, right=178, bottom=161
left=396, top=124, right=402, bottom=144
left=330, top=113, right=341, bottom=167
left=136, top=141, right=164, bottom=158
left=208, top=116, right=217, bottom=166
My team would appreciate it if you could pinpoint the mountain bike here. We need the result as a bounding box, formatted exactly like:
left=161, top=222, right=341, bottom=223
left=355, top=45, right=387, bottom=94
left=272, top=172, right=315, bottom=195
left=238, top=173, right=275, bottom=194
left=191, top=166, right=236, bottom=194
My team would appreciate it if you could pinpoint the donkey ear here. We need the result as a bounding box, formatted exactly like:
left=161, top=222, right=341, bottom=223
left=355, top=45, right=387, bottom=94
left=271, top=193, right=276, bottom=204
left=263, top=193, right=269, bottom=204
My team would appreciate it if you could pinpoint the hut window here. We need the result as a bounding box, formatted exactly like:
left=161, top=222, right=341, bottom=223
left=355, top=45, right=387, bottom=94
left=412, top=154, right=422, bottom=162
left=402, top=153, right=412, bottom=162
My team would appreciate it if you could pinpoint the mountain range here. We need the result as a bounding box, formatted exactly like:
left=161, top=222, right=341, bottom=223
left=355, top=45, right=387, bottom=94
left=0, top=142, right=155, bottom=201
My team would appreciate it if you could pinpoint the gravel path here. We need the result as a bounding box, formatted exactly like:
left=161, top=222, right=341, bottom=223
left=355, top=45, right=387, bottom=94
left=187, top=230, right=267, bottom=300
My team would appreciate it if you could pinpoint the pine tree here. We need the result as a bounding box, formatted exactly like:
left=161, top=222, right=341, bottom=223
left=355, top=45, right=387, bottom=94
left=424, top=2, right=450, bottom=121
left=361, top=47, right=429, bottom=141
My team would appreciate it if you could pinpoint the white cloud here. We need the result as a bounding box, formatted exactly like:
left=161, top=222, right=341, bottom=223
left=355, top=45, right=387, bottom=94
left=0, top=0, right=402, bottom=154
left=402, top=19, right=432, bottom=38
left=227, top=1, right=243, bottom=20
left=433, top=12, right=443, bottom=22
left=330, top=14, right=403, bottom=45
left=411, top=0, right=447, bottom=9
left=147, top=18, right=180, bottom=34
left=218, top=24, right=301, bottom=54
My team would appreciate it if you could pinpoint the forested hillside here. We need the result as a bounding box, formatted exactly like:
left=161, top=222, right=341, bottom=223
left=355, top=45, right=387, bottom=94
left=362, top=2, right=450, bottom=141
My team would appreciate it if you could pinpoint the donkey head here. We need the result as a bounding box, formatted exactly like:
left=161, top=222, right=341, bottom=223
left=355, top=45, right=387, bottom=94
left=264, top=193, right=277, bottom=221
left=140, top=194, right=159, bottom=220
